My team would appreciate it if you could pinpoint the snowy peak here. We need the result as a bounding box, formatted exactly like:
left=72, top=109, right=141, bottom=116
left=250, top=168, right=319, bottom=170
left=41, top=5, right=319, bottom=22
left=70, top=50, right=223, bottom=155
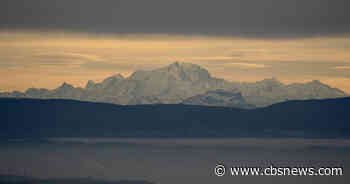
left=163, top=62, right=211, bottom=82
left=56, top=82, right=74, bottom=91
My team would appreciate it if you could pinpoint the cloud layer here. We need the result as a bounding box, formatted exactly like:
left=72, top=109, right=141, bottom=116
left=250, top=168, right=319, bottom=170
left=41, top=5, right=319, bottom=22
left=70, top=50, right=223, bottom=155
left=1, top=0, right=350, bottom=37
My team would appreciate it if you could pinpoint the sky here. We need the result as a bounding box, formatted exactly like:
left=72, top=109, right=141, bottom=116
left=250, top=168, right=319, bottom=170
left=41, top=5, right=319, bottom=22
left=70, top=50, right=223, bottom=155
left=1, top=0, right=350, bottom=93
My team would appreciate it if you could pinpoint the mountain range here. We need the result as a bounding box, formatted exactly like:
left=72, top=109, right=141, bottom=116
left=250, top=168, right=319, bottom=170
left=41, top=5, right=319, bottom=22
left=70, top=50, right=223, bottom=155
left=0, top=62, right=347, bottom=108
left=1, top=97, right=349, bottom=138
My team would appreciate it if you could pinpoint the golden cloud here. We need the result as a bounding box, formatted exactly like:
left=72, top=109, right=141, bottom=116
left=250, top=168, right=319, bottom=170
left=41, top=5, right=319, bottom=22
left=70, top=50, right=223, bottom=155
left=333, top=66, right=350, bottom=70
left=228, top=62, right=267, bottom=68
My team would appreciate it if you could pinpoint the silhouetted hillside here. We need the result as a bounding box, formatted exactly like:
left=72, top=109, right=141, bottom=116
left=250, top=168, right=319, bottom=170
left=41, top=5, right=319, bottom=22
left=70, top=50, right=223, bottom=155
left=0, top=97, right=349, bottom=138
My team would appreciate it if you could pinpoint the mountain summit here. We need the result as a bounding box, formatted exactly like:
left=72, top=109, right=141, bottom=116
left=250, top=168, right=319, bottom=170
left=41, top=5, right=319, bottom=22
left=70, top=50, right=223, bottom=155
left=163, top=62, right=211, bottom=82
left=0, top=62, right=347, bottom=108
left=107, top=62, right=232, bottom=104
left=130, top=62, right=211, bottom=82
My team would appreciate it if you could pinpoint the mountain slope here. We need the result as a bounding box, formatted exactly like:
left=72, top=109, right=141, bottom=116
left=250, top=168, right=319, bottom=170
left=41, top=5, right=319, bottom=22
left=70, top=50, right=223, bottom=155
left=233, top=78, right=347, bottom=106
left=182, top=89, right=254, bottom=109
left=1, top=97, right=349, bottom=138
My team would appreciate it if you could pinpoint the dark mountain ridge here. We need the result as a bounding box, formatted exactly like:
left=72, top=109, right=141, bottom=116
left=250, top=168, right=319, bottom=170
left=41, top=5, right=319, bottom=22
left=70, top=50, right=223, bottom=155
left=1, top=97, right=349, bottom=138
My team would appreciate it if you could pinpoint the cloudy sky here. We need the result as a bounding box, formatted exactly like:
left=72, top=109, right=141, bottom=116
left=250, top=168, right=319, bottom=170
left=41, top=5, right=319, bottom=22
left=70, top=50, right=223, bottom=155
left=1, top=0, right=350, bottom=92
